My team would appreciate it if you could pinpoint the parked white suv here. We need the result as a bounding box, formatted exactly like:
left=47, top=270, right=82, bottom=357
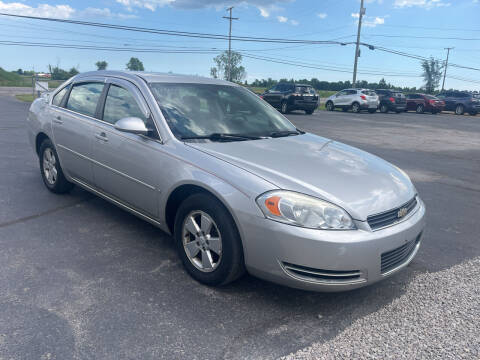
left=325, top=89, right=379, bottom=113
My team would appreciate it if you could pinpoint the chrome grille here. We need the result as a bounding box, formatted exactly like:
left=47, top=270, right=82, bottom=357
left=367, top=197, right=417, bottom=230
left=282, top=262, right=363, bottom=283
left=381, top=235, right=420, bottom=274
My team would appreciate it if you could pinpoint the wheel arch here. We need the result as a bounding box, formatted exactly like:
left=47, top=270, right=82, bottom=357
left=35, top=132, right=50, bottom=156
left=164, top=182, right=245, bottom=240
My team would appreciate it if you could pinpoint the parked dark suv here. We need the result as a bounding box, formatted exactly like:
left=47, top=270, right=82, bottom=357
left=261, top=83, right=318, bottom=115
left=436, top=91, right=480, bottom=115
left=375, top=89, right=407, bottom=113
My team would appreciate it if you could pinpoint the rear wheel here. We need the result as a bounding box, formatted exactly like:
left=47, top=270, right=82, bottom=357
left=351, top=102, right=361, bottom=113
left=325, top=101, right=334, bottom=111
left=39, top=139, right=73, bottom=194
left=416, top=104, right=424, bottom=114
left=380, top=104, right=388, bottom=113
left=281, top=100, right=289, bottom=114
left=174, top=193, right=245, bottom=286
left=455, top=104, right=464, bottom=115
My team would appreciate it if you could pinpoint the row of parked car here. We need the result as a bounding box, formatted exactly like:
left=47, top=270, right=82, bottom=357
left=260, top=83, right=480, bottom=116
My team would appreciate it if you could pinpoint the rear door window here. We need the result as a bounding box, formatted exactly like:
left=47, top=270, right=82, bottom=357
left=66, top=82, right=104, bottom=118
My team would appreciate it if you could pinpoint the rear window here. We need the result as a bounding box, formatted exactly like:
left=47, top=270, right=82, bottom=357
left=361, top=90, right=376, bottom=96
left=473, top=94, right=480, bottom=99
left=295, top=86, right=315, bottom=94
left=392, top=92, right=405, bottom=98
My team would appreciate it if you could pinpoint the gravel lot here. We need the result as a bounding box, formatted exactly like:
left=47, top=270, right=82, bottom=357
left=0, top=95, right=479, bottom=359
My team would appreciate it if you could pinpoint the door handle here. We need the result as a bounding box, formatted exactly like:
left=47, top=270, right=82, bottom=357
left=53, top=116, right=63, bottom=124
left=95, top=132, right=108, bottom=142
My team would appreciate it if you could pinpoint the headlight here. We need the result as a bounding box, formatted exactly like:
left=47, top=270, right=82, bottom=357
left=256, top=190, right=355, bottom=230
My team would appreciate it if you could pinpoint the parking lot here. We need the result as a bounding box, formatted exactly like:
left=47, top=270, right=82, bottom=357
left=0, top=94, right=479, bottom=359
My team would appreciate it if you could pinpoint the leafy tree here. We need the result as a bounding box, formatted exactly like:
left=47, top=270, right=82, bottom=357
left=211, top=51, right=245, bottom=82
left=95, top=61, right=108, bottom=70
left=421, top=57, right=443, bottom=94
left=48, top=64, right=78, bottom=80
left=126, top=57, right=144, bottom=71
left=16, top=68, right=23, bottom=75
left=69, top=67, right=79, bottom=77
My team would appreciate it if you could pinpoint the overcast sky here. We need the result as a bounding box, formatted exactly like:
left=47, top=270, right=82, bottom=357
left=0, top=0, right=479, bottom=90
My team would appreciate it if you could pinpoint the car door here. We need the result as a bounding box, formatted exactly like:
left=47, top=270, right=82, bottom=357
left=443, top=92, right=455, bottom=111
left=333, top=90, right=347, bottom=106
left=51, top=80, right=105, bottom=184
left=90, top=79, right=161, bottom=217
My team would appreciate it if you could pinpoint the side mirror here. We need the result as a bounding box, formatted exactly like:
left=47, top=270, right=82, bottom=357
left=114, top=117, right=149, bottom=136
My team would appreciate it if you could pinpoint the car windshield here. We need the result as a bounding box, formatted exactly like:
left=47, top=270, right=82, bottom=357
left=295, top=86, right=315, bottom=94
left=425, top=95, right=437, bottom=100
left=149, top=83, right=298, bottom=140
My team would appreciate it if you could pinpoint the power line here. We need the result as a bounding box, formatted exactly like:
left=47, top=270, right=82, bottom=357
left=365, top=34, right=480, bottom=41
left=0, top=13, right=348, bottom=45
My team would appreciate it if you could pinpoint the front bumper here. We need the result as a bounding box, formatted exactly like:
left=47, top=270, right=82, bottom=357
left=241, top=197, right=426, bottom=292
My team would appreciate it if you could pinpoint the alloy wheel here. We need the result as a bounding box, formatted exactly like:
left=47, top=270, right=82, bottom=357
left=42, top=148, right=57, bottom=185
left=182, top=211, right=222, bottom=272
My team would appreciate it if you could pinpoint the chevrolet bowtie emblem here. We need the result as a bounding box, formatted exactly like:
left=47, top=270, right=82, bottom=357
left=397, top=207, right=408, bottom=218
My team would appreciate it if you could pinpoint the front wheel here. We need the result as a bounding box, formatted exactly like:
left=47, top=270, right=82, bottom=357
left=379, top=104, right=388, bottom=113
left=39, top=139, right=74, bottom=194
left=416, top=104, right=424, bottom=114
left=351, top=102, right=361, bottom=113
left=280, top=101, right=289, bottom=114
left=325, top=101, right=334, bottom=111
left=455, top=104, right=464, bottom=115
left=174, top=193, right=245, bottom=286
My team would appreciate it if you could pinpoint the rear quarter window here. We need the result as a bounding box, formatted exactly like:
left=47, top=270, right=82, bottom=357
left=52, top=86, right=69, bottom=107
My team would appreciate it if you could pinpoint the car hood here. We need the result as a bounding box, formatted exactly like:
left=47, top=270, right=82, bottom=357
left=187, top=133, right=416, bottom=221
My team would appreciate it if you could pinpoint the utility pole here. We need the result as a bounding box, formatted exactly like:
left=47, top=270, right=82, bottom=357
left=352, top=0, right=365, bottom=88
left=441, top=47, right=453, bottom=92
left=223, top=6, right=238, bottom=82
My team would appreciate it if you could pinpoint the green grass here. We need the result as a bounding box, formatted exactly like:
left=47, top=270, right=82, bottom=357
left=15, top=94, right=35, bottom=102
left=0, top=68, right=64, bottom=88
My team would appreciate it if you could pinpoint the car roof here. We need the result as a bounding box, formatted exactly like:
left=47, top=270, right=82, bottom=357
left=74, top=70, right=236, bottom=86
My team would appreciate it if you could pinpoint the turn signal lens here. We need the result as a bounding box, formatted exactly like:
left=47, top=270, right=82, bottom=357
left=265, top=196, right=281, bottom=216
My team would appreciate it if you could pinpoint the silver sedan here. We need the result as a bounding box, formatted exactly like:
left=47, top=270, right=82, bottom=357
left=27, top=71, right=425, bottom=292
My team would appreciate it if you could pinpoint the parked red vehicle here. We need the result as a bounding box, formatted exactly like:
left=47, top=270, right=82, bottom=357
left=406, top=93, right=445, bottom=114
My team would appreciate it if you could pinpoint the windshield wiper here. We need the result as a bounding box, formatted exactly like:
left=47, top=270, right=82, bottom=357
left=268, top=129, right=305, bottom=138
left=181, top=133, right=264, bottom=142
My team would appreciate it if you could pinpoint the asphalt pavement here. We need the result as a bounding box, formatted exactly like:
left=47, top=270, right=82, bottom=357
left=0, top=95, right=479, bottom=359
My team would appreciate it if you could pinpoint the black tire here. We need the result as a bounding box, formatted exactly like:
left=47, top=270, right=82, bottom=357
left=305, top=109, right=314, bottom=115
left=379, top=103, right=388, bottom=113
left=174, top=193, right=245, bottom=286
left=39, top=139, right=74, bottom=194
left=416, top=104, right=424, bottom=114
left=469, top=111, right=478, bottom=116
left=325, top=101, right=334, bottom=111
left=351, top=102, right=361, bottom=113
left=455, top=104, right=464, bottom=115
left=368, top=109, right=376, bottom=114
left=280, top=100, right=289, bottom=114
